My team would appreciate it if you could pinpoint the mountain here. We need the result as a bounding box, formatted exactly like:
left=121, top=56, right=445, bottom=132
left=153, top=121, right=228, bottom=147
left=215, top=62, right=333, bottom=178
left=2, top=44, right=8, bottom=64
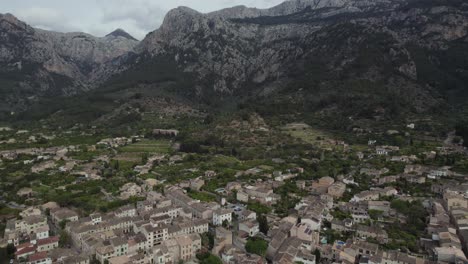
left=0, top=13, right=138, bottom=113
left=106, top=28, right=138, bottom=41
left=2, top=0, right=468, bottom=127
left=114, top=0, right=468, bottom=117
left=208, top=0, right=399, bottom=19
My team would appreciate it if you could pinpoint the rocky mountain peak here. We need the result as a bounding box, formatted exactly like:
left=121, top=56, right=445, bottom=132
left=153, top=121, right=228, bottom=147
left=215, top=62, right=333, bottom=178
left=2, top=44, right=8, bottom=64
left=105, top=28, right=138, bottom=41
left=149, top=6, right=206, bottom=41
left=208, top=0, right=401, bottom=19
left=0, top=13, right=29, bottom=30
left=160, top=6, right=203, bottom=31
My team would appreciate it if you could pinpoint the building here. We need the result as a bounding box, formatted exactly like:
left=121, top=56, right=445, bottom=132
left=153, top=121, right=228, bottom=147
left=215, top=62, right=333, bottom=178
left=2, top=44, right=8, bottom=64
left=51, top=208, right=79, bottom=225
left=328, top=182, right=346, bottom=198
left=213, top=209, right=232, bottom=226
left=163, top=234, right=201, bottom=262
left=36, top=236, right=59, bottom=252
left=239, top=219, right=259, bottom=237
left=27, top=252, right=51, bottom=264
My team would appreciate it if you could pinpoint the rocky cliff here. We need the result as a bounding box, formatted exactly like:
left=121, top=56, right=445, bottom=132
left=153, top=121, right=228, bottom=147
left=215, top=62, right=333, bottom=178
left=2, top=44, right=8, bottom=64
left=126, top=0, right=468, bottom=111
left=3, top=0, right=468, bottom=123
left=0, top=13, right=138, bottom=111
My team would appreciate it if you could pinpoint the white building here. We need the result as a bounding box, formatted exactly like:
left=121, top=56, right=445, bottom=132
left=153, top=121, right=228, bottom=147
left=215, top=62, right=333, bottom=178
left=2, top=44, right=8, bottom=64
left=212, top=209, right=232, bottom=226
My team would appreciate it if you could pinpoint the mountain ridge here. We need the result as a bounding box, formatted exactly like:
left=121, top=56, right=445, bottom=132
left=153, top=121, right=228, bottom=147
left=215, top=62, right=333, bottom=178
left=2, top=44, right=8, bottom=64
left=2, top=0, right=468, bottom=127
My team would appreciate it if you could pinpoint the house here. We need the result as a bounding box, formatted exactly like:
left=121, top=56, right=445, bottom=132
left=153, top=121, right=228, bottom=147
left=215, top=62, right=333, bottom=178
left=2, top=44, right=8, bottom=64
left=290, top=222, right=320, bottom=245
left=294, top=251, right=316, bottom=264
left=163, top=234, right=201, bottom=262
left=311, top=176, right=335, bottom=194
left=114, top=205, right=136, bottom=218
left=428, top=167, right=452, bottom=179
left=239, top=219, right=259, bottom=237
left=27, top=251, right=51, bottom=264
left=433, top=247, right=467, bottom=263
left=236, top=191, right=249, bottom=202
left=17, top=215, right=48, bottom=235
left=360, top=168, right=389, bottom=177
left=141, top=224, right=169, bottom=247
left=239, top=210, right=256, bottom=221
left=331, top=219, right=354, bottom=232
left=90, top=213, right=102, bottom=225
left=61, top=255, right=90, bottom=264
left=356, top=225, right=388, bottom=243
left=17, top=187, right=34, bottom=197
left=51, top=208, right=79, bottom=225
left=95, top=237, right=130, bottom=263
left=119, top=182, right=143, bottom=199
left=225, top=182, right=242, bottom=193
left=376, top=147, right=389, bottom=156
left=328, top=182, right=346, bottom=198
left=41, top=202, right=60, bottom=212
left=37, top=236, right=59, bottom=252
left=15, top=244, right=36, bottom=260
left=213, top=227, right=233, bottom=256
left=189, top=177, right=205, bottom=191
left=32, top=226, right=50, bottom=241
left=213, top=209, right=232, bottom=226
left=376, top=146, right=399, bottom=156
left=444, top=191, right=467, bottom=210
left=367, top=201, right=391, bottom=215
left=143, top=178, right=160, bottom=190
left=152, top=129, right=179, bottom=137
left=377, top=175, right=399, bottom=185
left=20, top=207, right=42, bottom=218
left=351, top=191, right=379, bottom=202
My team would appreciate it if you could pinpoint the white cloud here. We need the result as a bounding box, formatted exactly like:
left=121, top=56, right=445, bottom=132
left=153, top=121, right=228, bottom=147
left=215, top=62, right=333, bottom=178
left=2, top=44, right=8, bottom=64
left=16, top=7, right=80, bottom=32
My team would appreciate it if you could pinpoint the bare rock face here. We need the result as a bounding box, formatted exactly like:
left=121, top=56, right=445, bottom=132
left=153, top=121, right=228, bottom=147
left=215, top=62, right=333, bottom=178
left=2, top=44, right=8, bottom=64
left=0, top=13, right=138, bottom=109
left=118, top=0, right=468, bottom=116
left=207, top=0, right=401, bottom=19
left=2, top=0, right=468, bottom=118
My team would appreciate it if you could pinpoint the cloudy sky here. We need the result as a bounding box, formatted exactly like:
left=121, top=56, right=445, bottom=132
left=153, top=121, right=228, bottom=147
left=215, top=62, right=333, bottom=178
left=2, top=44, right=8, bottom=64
left=1, top=0, right=284, bottom=39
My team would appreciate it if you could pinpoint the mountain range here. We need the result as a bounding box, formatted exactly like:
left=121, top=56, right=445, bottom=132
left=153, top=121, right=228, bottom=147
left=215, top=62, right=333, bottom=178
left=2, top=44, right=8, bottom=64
left=1, top=0, right=468, bottom=127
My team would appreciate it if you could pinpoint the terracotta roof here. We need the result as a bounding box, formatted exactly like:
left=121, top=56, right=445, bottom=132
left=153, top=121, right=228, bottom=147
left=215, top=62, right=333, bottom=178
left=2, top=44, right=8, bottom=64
left=15, top=245, right=36, bottom=256
left=37, top=236, right=59, bottom=246
left=29, top=251, right=49, bottom=262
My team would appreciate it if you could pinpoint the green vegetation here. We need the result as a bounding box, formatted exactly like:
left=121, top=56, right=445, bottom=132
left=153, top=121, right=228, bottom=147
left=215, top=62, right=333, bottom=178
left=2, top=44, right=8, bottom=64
left=197, top=253, right=223, bottom=264
left=245, top=237, right=268, bottom=257
left=258, top=214, right=269, bottom=235
left=120, top=139, right=172, bottom=153
left=247, top=202, right=271, bottom=214
left=386, top=199, right=429, bottom=252
left=187, top=189, right=217, bottom=202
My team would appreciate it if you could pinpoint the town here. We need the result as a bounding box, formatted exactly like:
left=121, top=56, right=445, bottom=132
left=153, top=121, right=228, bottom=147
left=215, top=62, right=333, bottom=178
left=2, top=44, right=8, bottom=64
left=0, top=119, right=467, bottom=264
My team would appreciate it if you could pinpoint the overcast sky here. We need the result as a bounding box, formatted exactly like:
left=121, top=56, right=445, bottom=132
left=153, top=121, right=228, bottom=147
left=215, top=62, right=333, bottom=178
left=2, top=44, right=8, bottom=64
left=1, top=0, right=284, bottom=40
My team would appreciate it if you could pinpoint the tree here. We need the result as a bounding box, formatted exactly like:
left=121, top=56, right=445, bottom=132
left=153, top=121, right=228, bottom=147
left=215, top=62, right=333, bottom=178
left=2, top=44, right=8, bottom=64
left=59, top=219, right=69, bottom=230
left=201, top=232, right=215, bottom=250
left=112, top=160, right=120, bottom=170
left=59, top=230, right=71, bottom=247
left=245, top=237, right=268, bottom=257
left=368, top=209, right=384, bottom=220
left=222, top=219, right=230, bottom=228
left=258, top=214, right=269, bottom=235
left=197, top=253, right=222, bottom=264
left=141, top=152, right=149, bottom=164
left=6, top=243, right=16, bottom=257
left=314, top=248, right=321, bottom=262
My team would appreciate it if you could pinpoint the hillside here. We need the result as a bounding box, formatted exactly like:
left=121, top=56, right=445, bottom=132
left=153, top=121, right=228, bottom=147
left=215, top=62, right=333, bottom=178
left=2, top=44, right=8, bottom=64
left=2, top=0, right=468, bottom=129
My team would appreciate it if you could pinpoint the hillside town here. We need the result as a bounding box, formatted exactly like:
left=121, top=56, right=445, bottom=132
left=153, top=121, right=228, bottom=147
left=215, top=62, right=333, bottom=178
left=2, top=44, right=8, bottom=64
left=0, top=121, right=467, bottom=264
